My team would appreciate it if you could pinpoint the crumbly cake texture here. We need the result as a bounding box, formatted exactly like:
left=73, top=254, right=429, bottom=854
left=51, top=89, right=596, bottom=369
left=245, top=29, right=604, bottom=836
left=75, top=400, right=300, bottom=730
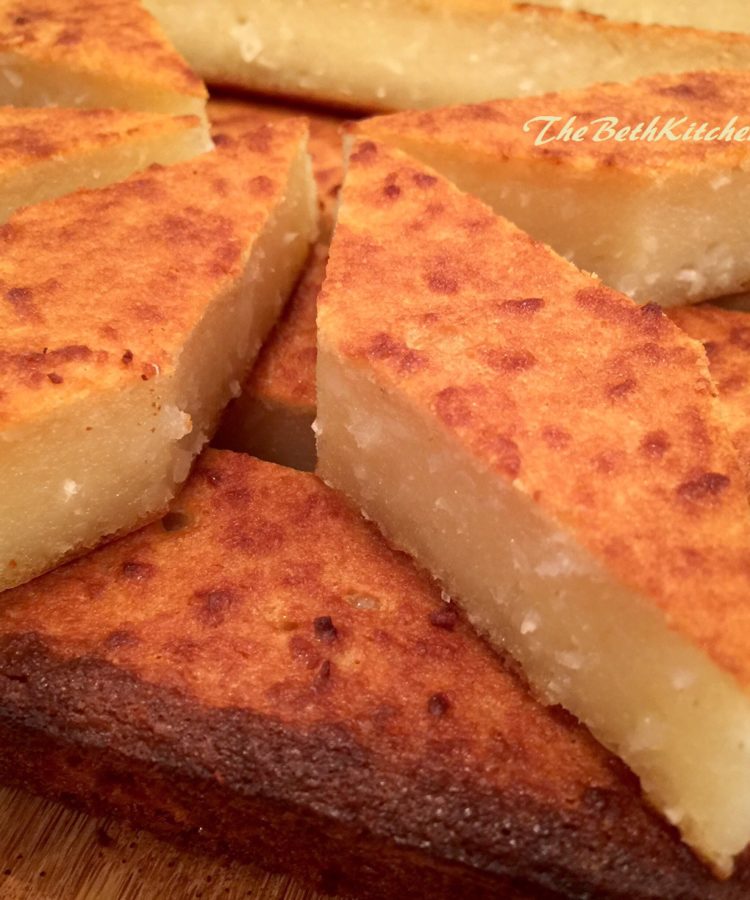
left=210, top=98, right=344, bottom=469
left=0, top=115, right=316, bottom=589
left=0, top=450, right=748, bottom=900
left=316, top=139, right=750, bottom=872
left=669, top=304, right=750, bottom=489
left=0, top=0, right=206, bottom=114
left=143, top=0, right=750, bottom=113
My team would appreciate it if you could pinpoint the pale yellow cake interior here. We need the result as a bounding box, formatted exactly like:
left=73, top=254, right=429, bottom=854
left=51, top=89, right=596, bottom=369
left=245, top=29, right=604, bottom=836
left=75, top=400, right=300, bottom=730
left=534, top=0, right=750, bottom=34
left=0, top=142, right=316, bottom=590
left=145, top=0, right=750, bottom=111
left=316, top=351, right=750, bottom=876
left=0, top=56, right=206, bottom=118
left=0, top=119, right=211, bottom=224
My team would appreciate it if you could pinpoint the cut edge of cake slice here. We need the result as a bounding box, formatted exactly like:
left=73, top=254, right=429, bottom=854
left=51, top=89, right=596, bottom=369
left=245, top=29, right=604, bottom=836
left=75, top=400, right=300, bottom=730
left=0, top=119, right=317, bottom=592
left=0, top=106, right=212, bottom=223
left=145, top=0, right=750, bottom=113
left=316, top=138, right=750, bottom=875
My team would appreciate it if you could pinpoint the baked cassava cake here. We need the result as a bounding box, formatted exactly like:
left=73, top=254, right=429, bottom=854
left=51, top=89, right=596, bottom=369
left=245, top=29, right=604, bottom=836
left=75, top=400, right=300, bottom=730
left=669, top=304, right=750, bottom=489
left=359, top=70, right=750, bottom=306
left=534, top=1, right=750, bottom=34
left=0, top=0, right=206, bottom=116
left=316, top=139, right=750, bottom=875
left=0, top=117, right=317, bottom=592
left=0, top=105, right=210, bottom=223
left=0, top=450, right=748, bottom=900
left=210, top=98, right=344, bottom=471
left=144, top=0, right=750, bottom=113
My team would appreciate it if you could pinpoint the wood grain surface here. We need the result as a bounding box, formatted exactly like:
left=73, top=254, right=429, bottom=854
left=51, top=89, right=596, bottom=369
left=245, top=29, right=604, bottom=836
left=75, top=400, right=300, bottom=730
left=0, top=787, right=324, bottom=900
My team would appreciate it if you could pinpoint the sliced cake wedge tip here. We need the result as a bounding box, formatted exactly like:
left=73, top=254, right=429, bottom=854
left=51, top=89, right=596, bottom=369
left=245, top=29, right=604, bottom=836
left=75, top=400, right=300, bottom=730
left=0, top=117, right=317, bottom=591
left=360, top=70, right=750, bottom=306
left=316, top=139, right=750, bottom=875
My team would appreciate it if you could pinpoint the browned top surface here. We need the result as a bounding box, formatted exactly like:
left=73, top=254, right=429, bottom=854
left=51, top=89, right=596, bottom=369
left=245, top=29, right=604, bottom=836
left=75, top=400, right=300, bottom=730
left=0, top=450, right=746, bottom=898
left=0, top=116, right=308, bottom=430
left=0, top=105, right=200, bottom=174
left=669, top=304, right=750, bottom=490
left=360, top=71, right=750, bottom=175
left=0, top=0, right=204, bottom=97
left=319, top=139, right=750, bottom=687
left=209, top=98, right=344, bottom=412
left=208, top=97, right=343, bottom=222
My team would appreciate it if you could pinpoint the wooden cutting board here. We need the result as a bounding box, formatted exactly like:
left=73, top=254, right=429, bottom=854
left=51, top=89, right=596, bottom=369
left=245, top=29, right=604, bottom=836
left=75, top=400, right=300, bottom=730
left=0, top=787, right=324, bottom=900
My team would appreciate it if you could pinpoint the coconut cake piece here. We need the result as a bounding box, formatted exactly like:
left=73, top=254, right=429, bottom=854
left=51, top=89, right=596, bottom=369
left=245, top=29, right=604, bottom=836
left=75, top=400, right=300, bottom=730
left=144, top=0, right=750, bottom=113
left=317, top=139, right=750, bottom=875
left=534, top=1, right=750, bottom=34
left=210, top=98, right=344, bottom=471
left=0, top=0, right=206, bottom=117
left=359, top=70, right=750, bottom=307
left=0, top=117, right=317, bottom=592
left=669, top=304, right=750, bottom=489
left=0, top=106, right=211, bottom=223
left=1, top=451, right=749, bottom=900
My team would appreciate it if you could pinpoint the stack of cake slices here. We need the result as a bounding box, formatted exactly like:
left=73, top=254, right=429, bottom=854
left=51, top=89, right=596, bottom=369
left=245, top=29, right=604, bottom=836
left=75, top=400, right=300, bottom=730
left=2, top=3, right=750, bottom=900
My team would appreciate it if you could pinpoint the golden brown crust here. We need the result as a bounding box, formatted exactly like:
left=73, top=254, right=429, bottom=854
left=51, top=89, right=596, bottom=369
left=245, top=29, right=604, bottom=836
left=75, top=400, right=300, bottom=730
left=669, top=304, right=750, bottom=491
left=359, top=71, right=750, bottom=175
left=0, top=450, right=747, bottom=899
left=0, top=0, right=205, bottom=97
left=319, top=139, right=750, bottom=687
left=0, top=105, right=200, bottom=173
left=0, top=116, right=308, bottom=429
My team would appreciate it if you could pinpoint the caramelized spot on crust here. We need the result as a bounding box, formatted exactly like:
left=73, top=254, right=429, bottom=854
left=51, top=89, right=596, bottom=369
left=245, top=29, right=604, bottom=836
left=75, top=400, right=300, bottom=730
left=194, top=589, right=237, bottom=629
left=676, top=472, right=731, bottom=507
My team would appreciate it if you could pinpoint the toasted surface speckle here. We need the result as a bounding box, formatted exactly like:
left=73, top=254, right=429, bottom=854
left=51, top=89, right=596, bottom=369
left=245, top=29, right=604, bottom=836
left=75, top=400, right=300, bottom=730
left=319, top=139, right=750, bottom=687
left=669, top=304, right=750, bottom=490
left=0, top=450, right=748, bottom=899
left=0, top=105, right=201, bottom=173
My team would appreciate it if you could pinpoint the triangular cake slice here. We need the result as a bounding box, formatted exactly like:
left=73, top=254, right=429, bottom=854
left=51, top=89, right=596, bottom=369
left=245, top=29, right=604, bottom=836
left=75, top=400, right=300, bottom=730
left=1, top=451, right=748, bottom=899
left=145, top=0, right=750, bottom=112
left=0, top=0, right=206, bottom=116
left=0, top=118, right=317, bottom=592
left=316, top=139, right=750, bottom=874
left=669, top=304, right=750, bottom=488
left=0, top=106, right=211, bottom=223
left=534, top=1, right=749, bottom=34
left=359, top=70, right=750, bottom=306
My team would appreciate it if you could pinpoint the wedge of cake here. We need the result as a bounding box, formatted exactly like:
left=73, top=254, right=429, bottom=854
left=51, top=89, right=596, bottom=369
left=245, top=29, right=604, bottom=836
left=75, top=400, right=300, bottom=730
left=534, top=1, right=750, bottom=34
left=0, top=106, right=210, bottom=223
left=0, top=450, right=748, bottom=900
left=669, top=304, right=750, bottom=489
left=0, top=118, right=317, bottom=592
left=359, top=70, right=750, bottom=306
left=210, top=98, right=343, bottom=471
left=0, top=0, right=206, bottom=116
left=316, top=139, right=750, bottom=875
left=144, top=0, right=750, bottom=112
